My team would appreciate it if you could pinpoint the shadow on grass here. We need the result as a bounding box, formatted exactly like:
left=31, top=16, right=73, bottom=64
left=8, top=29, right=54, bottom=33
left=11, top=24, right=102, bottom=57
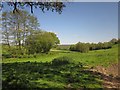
left=2, top=61, right=103, bottom=89
left=82, top=69, right=120, bottom=88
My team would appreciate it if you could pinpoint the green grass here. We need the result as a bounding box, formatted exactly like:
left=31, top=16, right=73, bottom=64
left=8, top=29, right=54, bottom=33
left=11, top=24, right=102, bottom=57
left=2, top=62, right=102, bottom=89
left=32, top=79, right=66, bottom=88
left=3, top=44, right=118, bottom=67
left=2, top=44, right=118, bottom=89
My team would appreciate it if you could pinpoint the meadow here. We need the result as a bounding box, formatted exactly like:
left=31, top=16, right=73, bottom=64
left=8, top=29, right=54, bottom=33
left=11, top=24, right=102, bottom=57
left=3, top=44, right=118, bottom=67
left=2, top=44, right=118, bottom=89
left=2, top=3, right=119, bottom=89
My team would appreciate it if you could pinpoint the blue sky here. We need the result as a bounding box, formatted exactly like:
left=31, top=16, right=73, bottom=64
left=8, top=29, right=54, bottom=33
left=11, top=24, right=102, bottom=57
left=2, top=2, right=118, bottom=44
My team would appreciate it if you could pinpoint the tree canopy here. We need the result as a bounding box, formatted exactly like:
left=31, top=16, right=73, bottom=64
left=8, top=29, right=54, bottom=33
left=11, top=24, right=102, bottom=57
left=5, top=2, right=66, bottom=14
left=2, top=10, right=60, bottom=58
left=69, top=39, right=118, bottom=53
left=25, top=31, right=60, bottom=54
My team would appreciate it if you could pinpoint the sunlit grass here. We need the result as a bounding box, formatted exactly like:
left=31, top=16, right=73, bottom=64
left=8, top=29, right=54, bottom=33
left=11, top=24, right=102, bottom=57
left=2, top=44, right=118, bottom=67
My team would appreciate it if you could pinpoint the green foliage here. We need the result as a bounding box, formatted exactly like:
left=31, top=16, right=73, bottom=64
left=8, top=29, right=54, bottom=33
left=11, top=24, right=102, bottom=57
left=3, top=44, right=118, bottom=67
left=2, top=44, right=118, bottom=88
left=2, top=7, right=63, bottom=59
left=2, top=45, right=12, bottom=58
left=6, top=2, right=65, bottom=14
left=110, top=38, right=118, bottom=44
left=2, top=53, right=12, bottom=58
left=89, top=42, right=112, bottom=50
left=52, top=56, right=71, bottom=66
left=70, top=41, right=113, bottom=52
left=69, top=42, right=89, bottom=53
left=2, top=61, right=102, bottom=89
left=25, top=31, right=60, bottom=54
left=2, top=73, right=33, bottom=89
left=56, top=45, right=71, bottom=50
left=76, top=42, right=89, bottom=53
left=69, top=45, right=76, bottom=51
left=2, top=10, right=41, bottom=58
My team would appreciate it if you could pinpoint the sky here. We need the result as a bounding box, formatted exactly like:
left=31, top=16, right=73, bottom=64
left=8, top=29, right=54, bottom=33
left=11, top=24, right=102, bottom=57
left=2, top=2, right=118, bottom=44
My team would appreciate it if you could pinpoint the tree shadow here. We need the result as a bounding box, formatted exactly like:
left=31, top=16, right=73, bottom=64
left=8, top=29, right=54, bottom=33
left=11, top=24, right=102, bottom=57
left=2, top=61, right=103, bottom=89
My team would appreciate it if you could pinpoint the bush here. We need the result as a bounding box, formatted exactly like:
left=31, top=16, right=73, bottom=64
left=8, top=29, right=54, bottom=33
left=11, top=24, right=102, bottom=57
left=22, top=54, right=28, bottom=58
left=33, top=54, right=37, bottom=58
left=2, top=73, right=33, bottom=89
left=70, top=41, right=113, bottom=52
left=2, top=53, right=12, bottom=58
left=69, top=45, right=76, bottom=51
left=27, top=55, right=33, bottom=58
left=69, top=42, right=89, bottom=53
left=110, top=38, right=118, bottom=44
left=52, top=56, right=72, bottom=66
left=25, top=31, right=60, bottom=54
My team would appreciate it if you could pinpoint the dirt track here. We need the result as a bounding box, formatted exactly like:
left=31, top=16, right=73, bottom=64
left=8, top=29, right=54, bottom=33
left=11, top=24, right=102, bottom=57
left=90, top=63, right=120, bottom=89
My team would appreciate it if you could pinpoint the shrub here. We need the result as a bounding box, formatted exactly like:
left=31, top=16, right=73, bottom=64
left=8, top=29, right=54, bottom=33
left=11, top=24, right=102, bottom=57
left=33, top=54, right=37, bottom=58
left=2, top=74, right=33, bottom=89
left=110, top=38, right=118, bottom=44
left=25, top=31, right=60, bottom=54
left=70, top=41, right=113, bottom=52
left=2, top=53, right=12, bottom=58
left=69, top=45, right=76, bottom=51
left=52, top=56, right=72, bottom=66
left=27, top=55, right=33, bottom=58
left=18, top=55, right=23, bottom=58
left=69, top=42, right=89, bottom=53
left=22, top=54, right=28, bottom=58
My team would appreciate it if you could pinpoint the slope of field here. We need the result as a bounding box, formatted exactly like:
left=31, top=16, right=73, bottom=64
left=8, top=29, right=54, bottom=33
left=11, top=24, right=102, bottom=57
left=2, top=44, right=118, bottom=67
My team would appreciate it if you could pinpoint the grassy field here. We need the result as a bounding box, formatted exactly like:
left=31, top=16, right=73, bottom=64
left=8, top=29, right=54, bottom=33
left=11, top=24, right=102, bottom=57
left=3, top=44, right=118, bottom=67
left=2, top=44, right=118, bottom=89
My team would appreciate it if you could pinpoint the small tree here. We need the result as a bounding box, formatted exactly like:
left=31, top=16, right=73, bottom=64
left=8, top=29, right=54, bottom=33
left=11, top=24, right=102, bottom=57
left=25, top=31, right=60, bottom=54
left=110, top=38, right=118, bottom=44
left=69, top=45, right=76, bottom=51
left=77, top=43, right=89, bottom=53
left=70, top=42, right=89, bottom=53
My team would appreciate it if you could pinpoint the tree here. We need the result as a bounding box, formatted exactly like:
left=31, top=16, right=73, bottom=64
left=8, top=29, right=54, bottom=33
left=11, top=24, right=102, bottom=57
left=25, top=31, right=60, bottom=54
left=69, top=45, right=76, bottom=51
left=69, top=40, right=113, bottom=52
left=102, top=42, right=112, bottom=49
left=4, top=2, right=66, bottom=14
left=118, top=38, right=120, bottom=44
left=110, top=38, right=118, bottom=44
left=49, top=32, right=60, bottom=47
left=2, top=12, right=11, bottom=48
left=89, top=43, right=96, bottom=50
left=75, top=42, right=81, bottom=52
left=96, top=42, right=103, bottom=50
left=75, top=42, right=89, bottom=53
left=2, top=10, right=40, bottom=56
left=69, top=42, right=89, bottom=53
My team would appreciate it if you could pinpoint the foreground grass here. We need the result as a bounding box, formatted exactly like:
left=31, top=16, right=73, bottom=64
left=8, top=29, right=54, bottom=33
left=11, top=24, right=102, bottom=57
left=2, top=62, right=102, bottom=89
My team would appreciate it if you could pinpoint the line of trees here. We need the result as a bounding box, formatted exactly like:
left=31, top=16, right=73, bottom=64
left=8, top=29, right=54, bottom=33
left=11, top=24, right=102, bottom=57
left=2, top=10, right=39, bottom=48
left=69, top=38, right=119, bottom=53
left=2, top=10, right=60, bottom=58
